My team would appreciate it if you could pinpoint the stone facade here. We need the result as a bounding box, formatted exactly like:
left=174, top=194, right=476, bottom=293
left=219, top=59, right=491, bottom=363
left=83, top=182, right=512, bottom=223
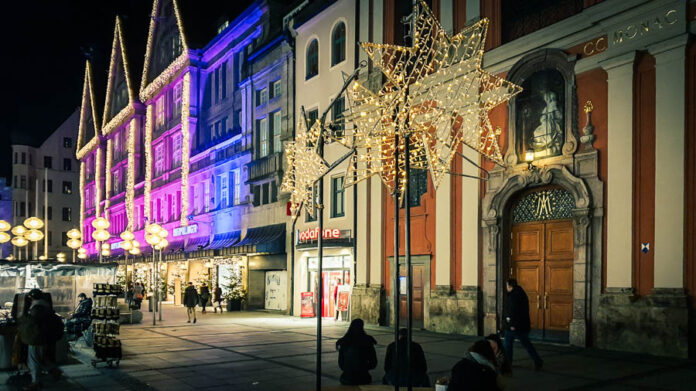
left=427, top=286, right=479, bottom=335
left=350, top=284, right=385, bottom=325
left=596, top=288, right=689, bottom=358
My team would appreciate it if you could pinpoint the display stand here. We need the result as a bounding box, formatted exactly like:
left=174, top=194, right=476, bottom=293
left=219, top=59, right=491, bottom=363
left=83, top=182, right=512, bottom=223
left=90, top=283, right=122, bottom=368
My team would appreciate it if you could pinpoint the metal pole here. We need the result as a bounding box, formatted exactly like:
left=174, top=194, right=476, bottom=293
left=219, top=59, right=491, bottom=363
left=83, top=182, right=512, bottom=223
left=44, top=168, right=48, bottom=258
left=393, top=133, right=400, bottom=391
left=159, top=249, right=162, bottom=322
left=404, top=134, right=413, bottom=391
left=152, top=249, right=156, bottom=326
left=316, top=140, right=324, bottom=391
left=34, top=178, right=38, bottom=260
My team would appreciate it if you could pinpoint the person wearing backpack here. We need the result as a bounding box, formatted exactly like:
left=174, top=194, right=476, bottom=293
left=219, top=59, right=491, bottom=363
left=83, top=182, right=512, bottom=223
left=335, top=318, right=377, bottom=385
left=18, top=289, right=64, bottom=390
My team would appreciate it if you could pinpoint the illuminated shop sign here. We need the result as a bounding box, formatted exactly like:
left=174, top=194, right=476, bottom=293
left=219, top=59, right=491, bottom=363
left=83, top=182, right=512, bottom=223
left=173, top=224, right=198, bottom=237
left=297, top=227, right=349, bottom=243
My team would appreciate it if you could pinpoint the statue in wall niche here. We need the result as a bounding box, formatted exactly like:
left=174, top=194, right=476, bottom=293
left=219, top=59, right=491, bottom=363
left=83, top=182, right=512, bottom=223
left=516, top=69, right=566, bottom=160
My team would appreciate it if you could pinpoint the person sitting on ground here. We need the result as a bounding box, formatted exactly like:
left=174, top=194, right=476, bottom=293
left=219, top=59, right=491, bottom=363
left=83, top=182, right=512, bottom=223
left=65, top=293, right=92, bottom=338
left=184, top=282, right=199, bottom=324
left=383, top=328, right=430, bottom=387
left=485, top=333, right=511, bottom=375
left=17, top=289, right=64, bottom=390
left=448, top=339, right=501, bottom=391
left=336, top=318, right=377, bottom=385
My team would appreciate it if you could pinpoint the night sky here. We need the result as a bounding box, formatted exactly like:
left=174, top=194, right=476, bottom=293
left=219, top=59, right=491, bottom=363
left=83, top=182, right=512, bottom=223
left=0, top=0, right=255, bottom=182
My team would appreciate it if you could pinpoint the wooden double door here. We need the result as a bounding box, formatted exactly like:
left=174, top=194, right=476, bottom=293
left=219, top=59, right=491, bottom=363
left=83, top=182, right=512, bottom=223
left=511, top=220, right=574, bottom=340
left=399, top=264, right=424, bottom=329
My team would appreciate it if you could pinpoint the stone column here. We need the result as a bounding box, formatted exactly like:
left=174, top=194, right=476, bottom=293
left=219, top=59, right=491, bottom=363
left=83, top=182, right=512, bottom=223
left=369, top=176, right=383, bottom=286
left=461, top=147, right=479, bottom=288
left=600, top=52, right=635, bottom=289
left=649, top=35, right=687, bottom=289
left=356, top=180, right=370, bottom=285
left=435, top=173, right=451, bottom=287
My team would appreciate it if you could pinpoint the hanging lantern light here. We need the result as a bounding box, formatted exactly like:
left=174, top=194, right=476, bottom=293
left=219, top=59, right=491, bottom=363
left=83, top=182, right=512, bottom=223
left=77, top=247, right=86, bottom=254
left=11, top=236, right=28, bottom=247
left=101, top=243, right=111, bottom=251
left=132, top=239, right=141, bottom=248
left=157, top=229, right=169, bottom=239
left=120, top=231, right=135, bottom=242
left=129, top=247, right=141, bottom=255
left=145, top=234, right=161, bottom=246
left=0, top=232, right=10, bottom=244
left=0, top=220, right=11, bottom=232
left=67, top=238, right=82, bottom=250
left=121, top=240, right=133, bottom=251
left=25, top=229, right=44, bottom=242
left=11, top=226, right=27, bottom=237
left=23, top=217, right=44, bottom=230
left=67, top=229, right=82, bottom=240
left=92, top=229, right=110, bottom=242
left=92, top=217, right=110, bottom=230
left=145, top=223, right=162, bottom=235
left=77, top=252, right=87, bottom=260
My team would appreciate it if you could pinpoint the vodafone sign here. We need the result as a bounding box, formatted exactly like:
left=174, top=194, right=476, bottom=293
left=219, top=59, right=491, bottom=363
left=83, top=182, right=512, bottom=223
left=297, top=227, right=344, bottom=243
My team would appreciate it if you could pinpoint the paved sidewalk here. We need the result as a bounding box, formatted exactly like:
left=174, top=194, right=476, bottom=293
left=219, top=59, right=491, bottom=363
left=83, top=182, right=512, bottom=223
left=2, top=304, right=696, bottom=390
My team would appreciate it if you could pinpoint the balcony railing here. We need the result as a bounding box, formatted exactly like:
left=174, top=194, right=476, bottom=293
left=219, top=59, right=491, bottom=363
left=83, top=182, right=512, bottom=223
left=247, top=152, right=282, bottom=182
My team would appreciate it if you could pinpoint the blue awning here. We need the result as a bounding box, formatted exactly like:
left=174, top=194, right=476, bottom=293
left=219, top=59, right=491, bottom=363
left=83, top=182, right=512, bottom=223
left=230, top=223, right=285, bottom=255
left=184, top=235, right=210, bottom=252
left=206, top=231, right=241, bottom=250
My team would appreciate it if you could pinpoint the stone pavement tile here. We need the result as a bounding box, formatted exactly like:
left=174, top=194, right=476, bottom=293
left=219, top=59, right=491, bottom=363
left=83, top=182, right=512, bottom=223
left=537, top=353, right=662, bottom=382
left=149, top=379, right=196, bottom=391
left=505, top=368, right=596, bottom=391
left=624, top=367, right=696, bottom=391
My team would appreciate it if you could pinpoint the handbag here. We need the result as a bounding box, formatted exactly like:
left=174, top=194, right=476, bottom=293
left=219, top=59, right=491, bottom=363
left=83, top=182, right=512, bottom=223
left=135, top=293, right=143, bottom=300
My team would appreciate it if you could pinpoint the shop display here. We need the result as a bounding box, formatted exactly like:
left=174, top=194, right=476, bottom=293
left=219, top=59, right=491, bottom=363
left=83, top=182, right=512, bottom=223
left=91, top=283, right=122, bottom=368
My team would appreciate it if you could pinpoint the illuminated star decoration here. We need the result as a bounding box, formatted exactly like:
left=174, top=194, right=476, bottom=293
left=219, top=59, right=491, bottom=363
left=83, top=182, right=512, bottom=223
left=342, top=0, right=521, bottom=195
left=280, top=118, right=327, bottom=218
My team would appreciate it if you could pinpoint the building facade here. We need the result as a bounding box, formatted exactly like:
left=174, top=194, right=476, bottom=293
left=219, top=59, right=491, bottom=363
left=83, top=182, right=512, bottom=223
left=13, top=110, right=80, bottom=259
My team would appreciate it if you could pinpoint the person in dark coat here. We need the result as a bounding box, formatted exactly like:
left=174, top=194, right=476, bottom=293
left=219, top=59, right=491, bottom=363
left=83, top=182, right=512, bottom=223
left=18, top=289, right=64, bottom=390
left=213, top=285, right=223, bottom=313
left=503, top=278, right=543, bottom=370
left=65, top=293, right=93, bottom=337
left=133, top=281, right=144, bottom=309
left=383, top=328, right=430, bottom=387
left=183, top=282, right=199, bottom=323
left=485, top=333, right=511, bottom=375
left=336, top=318, right=377, bottom=385
left=199, top=283, right=211, bottom=313
left=449, top=340, right=501, bottom=391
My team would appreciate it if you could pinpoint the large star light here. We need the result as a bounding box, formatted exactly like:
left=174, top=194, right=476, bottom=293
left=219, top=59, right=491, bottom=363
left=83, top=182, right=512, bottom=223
left=280, top=119, right=327, bottom=217
left=343, top=0, right=522, bottom=193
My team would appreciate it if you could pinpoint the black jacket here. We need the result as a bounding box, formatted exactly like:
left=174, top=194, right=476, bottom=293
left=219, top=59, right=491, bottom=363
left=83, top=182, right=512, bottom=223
left=504, top=285, right=531, bottom=333
left=183, top=286, right=199, bottom=308
left=449, top=352, right=500, bottom=391
left=337, top=334, right=378, bottom=385
left=383, top=339, right=430, bottom=387
left=73, top=298, right=92, bottom=319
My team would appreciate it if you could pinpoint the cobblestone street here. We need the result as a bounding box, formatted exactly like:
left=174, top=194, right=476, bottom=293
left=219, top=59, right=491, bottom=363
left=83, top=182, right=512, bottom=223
left=2, top=304, right=695, bottom=390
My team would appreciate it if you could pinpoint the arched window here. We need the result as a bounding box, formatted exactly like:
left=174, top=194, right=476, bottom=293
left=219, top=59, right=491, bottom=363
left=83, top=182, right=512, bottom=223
left=331, top=22, right=346, bottom=66
left=306, top=39, right=319, bottom=79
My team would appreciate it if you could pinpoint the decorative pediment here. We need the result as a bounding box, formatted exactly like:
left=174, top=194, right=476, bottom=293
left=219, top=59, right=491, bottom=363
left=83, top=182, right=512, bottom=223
left=76, top=61, right=101, bottom=160
left=102, top=16, right=136, bottom=135
left=139, top=0, right=189, bottom=101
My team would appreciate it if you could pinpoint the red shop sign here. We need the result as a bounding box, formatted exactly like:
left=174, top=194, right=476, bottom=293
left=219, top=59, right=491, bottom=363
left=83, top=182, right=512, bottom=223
left=297, top=227, right=342, bottom=242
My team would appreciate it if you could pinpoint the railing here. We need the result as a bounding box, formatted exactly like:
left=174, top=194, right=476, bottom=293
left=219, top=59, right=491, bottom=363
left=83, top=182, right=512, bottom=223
left=247, top=152, right=282, bottom=181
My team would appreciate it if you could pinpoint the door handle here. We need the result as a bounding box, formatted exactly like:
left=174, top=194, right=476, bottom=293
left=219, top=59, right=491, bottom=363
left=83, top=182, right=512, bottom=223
left=544, top=293, right=548, bottom=309
left=536, top=294, right=540, bottom=309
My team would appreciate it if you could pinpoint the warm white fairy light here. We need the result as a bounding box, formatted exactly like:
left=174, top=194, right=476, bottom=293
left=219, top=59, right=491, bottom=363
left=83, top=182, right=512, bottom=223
left=104, top=139, right=113, bottom=219
left=79, top=162, right=85, bottom=232
left=180, top=71, right=191, bottom=226
left=126, top=118, right=136, bottom=230
left=102, top=16, right=136, bottom=136
left=144, top=105, right=153, bottom=222
left=95, top=147, right=102, bottom=217
left=76, top=61, right=101, bottom=160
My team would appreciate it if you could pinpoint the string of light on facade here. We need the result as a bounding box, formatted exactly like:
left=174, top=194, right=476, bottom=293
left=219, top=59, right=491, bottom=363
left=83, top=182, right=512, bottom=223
left=79, top=162, right=85, bottom=233
left=95, top=147, right=102, bottom=217
left=179, top=71, right=191, bottom=226
left=101, top=16, right=136, bottom=136
left=104, top=139, right=113, bottom=219
left=76, top=61, right=102, bottom=160
left=144, top=105, right=153, bottom=222
left=126, top=118, right=136, bottom=230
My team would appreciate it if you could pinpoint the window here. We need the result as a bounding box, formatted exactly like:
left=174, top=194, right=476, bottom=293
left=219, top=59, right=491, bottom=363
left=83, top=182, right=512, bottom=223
left=20, top=202, right=26, bottom=217
left=47, top=231, right=52, bottom=246
left=44, top=156, right=52, bottom=169
left=62, top=181, right=72, bottom=194
left=232, top=169, right=241, bottom=205
left=20, top=176, right=26, bottom=189
left=62, top=207, right=72, bottom=222
left=13, top=176, right=17, bottom=188
left=113, top=171, right=121, bottom=193
left=332, top=176, right=345, bottom=217
left=63, top=158, right=72, bottom=171
left=172, top=134, right=182, bottom=167
left=407, top=168, right=428, bottom=207
left=221, top=117, right=227, bottom=136
left=44, top=180, right=53, bottom=193
left=63, top=137, right=73, bottom=148
left=270, top=80, right=281, bottom=99
left=221, top=61, right=227, bottom=100
left=29, top=155, right=32, bottom=166
left=259, top=118, right=269, bottom=157
left=252, top=185, right=260, bottom=207
left=61, top=232, right=68, bottom=247
left=271, top=181, right=278, bottom=203
left=21, top=153, right=25, bottom=164
left=272, top=111, right=282, bottom=153
left=47, top=207, right=52, bottom=221
left=306, top=39, right=319, bottom=79
left=331, top=96, right=345, bottom=137
left=220, top=174, right=229, bottom=208
left=204, top=180, right=211, bottom=212
left=155, top=96, right=165, bottom=128
left=256, top=88, right=268, bottom=106
left=306, top=183, right=318, bottom=222
left=214, top=68, right=220, bottom=104
left=331, top=22, right=346, bottom=66
left=262, top=183, right=269, bottom=205
left=173, top=82, right=182, bottom=118
left=155, top=144, right=164, bottom=176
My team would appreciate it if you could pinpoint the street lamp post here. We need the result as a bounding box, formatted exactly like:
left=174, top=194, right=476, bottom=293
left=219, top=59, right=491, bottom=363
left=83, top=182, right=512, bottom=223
left=0, top=220, right=11, bottom=259
left=11, top=226, right=28, bottom=261
left=24, top=217, right=44, bottom=260
left=92, top=217, right=111, bottom=263
left=145, top=223, right=163, bottom=326
left=67, top=229, right=83, bottom=263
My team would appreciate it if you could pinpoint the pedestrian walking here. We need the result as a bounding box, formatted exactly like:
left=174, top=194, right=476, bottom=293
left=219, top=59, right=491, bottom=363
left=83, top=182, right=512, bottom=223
left=449, top=340, right=501, bottom=391
left=184, top=282, right=199, bottom=324
left=503, top=278, right=543, bottom=371
left=213, top=284, right=223, bottom=313
left=382, top=328, right=430, bottom=387
left=17, top=289, right=64, bottom=390
left=133, top=281, right=144, bottom=309
left=335, top=318, right=377, bottom=385
left=199, top=283, right=210, bottom=313
left=126, top=282, right=134, bottom=309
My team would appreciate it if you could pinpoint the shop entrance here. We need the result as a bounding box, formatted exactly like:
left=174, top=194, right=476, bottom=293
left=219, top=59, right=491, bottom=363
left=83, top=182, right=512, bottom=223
left=399, top=265, right=424, bottom=329
left=308, top=255, right=351, bottom=318
left=511, top=219, right=574, bottom=342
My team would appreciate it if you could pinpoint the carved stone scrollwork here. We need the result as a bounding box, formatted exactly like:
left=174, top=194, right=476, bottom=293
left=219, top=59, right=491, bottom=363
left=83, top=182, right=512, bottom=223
left=572, top=209, right=591, bottom=246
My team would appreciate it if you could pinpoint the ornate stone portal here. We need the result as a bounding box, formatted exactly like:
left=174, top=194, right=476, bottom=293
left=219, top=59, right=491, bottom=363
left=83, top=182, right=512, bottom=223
left=481, top=49, right=604, bottom=347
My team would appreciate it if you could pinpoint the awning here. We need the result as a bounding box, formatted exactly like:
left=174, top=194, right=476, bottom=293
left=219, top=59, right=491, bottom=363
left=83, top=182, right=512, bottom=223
left=230, top=223, right=285, bottom=255
left=206, top=231, right=241, bottom=250
left=184, top=235, right=210, bottom=252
